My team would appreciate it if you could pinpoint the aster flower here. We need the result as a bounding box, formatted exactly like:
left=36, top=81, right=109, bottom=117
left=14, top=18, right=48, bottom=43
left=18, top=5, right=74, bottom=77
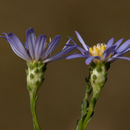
left=67, top=31, right=130, bottom=130
left=66, top=31, right=130, bottom=65
left=1, top=28, right=76, bottom=130
left=1, top=28, right=76, bottom=63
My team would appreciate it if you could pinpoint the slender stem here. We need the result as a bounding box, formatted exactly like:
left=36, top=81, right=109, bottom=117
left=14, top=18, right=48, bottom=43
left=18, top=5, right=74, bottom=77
left=26, top=61, right=47, bottom=130
left=30, top=93, right=40, bottom=130
left=82, top=94, right=98, bottom=129
left=76, top=78, right=92, bottom=130
left=76, top=63, right=109, bottom=130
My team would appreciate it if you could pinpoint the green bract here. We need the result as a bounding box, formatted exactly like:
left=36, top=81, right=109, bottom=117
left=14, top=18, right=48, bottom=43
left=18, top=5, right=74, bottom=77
left=26, top=61, right=46, bottom=130
left=76, top=62, right=110, bottom=130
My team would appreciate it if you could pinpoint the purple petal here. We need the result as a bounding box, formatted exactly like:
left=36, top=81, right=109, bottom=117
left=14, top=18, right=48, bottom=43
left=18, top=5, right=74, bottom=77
left=116, top=48, right=130, bottom=57
left=63, top=37, right=87, bottom=54
left=75, top=31, right=89, bottom=51
left=65, top=42, right=87, bottom=54
left=66, top=54, right=87, bottom=59
left=68, top=37, right=77, bottom=45
left=85, top=56, right=100, bottom=65
left=117, top=39, right=130, bottom=52
left=26, top=28, right=36, bottom=59
left=62, top=38, right=72, bottom=50
left=66, top=37, right=88, bottom=54
left=10, top=43, right=30, bottom=61
left=2, top=33, right=30, bottom=61
left=114, top=38, right=124, bottom=49
left=106, top=38, right=114, bottom=48
left=24, top=41, right=28, bottom=49
left=43, top=46, right=76, bottom=63
left=6, top=33, right=28, bottom=55
left=43, top=35, right=61, bottom=58
left=109, top=56, right=130, bottom=61
left=103, top=45, right=116, bottom=59
left=121, top=48, right=130, bottom=54
left=35, top=35, right=47, bottom=60
left=76, top=45, right=88, bottom=54
left=116, top=56, right=130, bottom=60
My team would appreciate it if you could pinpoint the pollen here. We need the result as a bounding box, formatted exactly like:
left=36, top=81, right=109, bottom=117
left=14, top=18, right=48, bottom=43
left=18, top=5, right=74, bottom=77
left=89, top=43, right=106, bottom=58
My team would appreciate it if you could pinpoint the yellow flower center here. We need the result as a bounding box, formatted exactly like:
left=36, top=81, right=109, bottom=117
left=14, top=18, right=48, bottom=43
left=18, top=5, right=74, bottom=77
left=89, top=44, right=106, bottom=58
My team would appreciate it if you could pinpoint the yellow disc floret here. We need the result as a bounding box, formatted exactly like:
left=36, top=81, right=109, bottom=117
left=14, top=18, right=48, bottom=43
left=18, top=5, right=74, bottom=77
left=89, top=44, right=106, bottom=58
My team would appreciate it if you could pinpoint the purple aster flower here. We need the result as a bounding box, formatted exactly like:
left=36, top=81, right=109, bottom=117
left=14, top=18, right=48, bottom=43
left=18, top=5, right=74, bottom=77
left=71, top=31, right=130, bottom=130
left=0, top=28, right=77, bottom=130
left=66, top=31, right=130, bottom=65
left=1, top=28, right=76, bottom=63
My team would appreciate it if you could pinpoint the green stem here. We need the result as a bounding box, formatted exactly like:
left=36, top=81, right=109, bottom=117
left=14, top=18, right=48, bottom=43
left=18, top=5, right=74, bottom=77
left=26, top=61, right=47, bottom=130
left=76, top=78, right=92, bottom=130
left=30, top=93, right=40, bottom=130
left=76, top=62, right=109, bottom=130
left=82, top=94, right=99, bottom=129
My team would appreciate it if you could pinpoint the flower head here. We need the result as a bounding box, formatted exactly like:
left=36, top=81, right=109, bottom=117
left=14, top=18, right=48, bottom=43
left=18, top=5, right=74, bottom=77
left=1, top=28, right=76, bottom=63
left=66, top=31, right=130, bottom=64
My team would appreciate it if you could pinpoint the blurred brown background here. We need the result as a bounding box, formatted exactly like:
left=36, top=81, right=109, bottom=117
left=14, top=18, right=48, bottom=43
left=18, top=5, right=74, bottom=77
left=0, top=0, right=130, bottom=130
